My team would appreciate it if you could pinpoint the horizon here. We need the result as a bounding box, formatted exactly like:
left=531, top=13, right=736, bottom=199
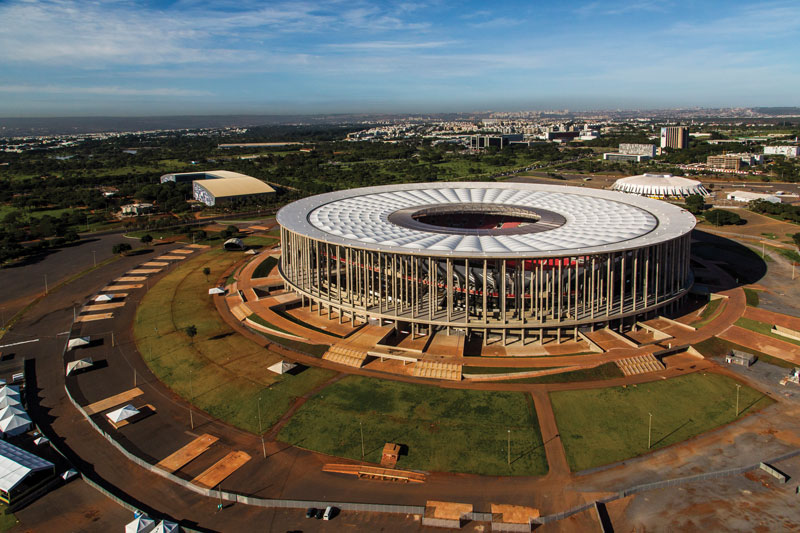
left=1, top=0, right=799, bottom=117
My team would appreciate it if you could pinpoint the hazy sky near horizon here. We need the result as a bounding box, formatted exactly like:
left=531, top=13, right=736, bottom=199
left=1, top=0, right=799, bottom=116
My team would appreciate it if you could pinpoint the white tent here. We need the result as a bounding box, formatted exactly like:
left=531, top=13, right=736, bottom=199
left=153, top=520, right=180, bottom=533
left=244, top=249, right=258, bottom=255
left=0, top=386, right=20, bottom=399
left=106, top=404, right=139, bottom=424
left=0, top=396, right=21, bottom=410
left=0, top=440, right=53, bottom=495
left=223, top=237, right=245, bottom=250
left=0, top=406, right=27, bottom=421
left=34, top=436, right=49, bottom=446
left=94, top=294, right=114, bottom=302
left=208, top=287, right=227, bottom=295
left=267, top=360, right=297, bottom=375
left=67, top=337, right=91, bottom=350
left=61, top=469, right=78, bottom=481
left=125, top=516, right=156, bottom=533
left=0, top=412, right=32, bottom=437
left=66, top=358, right=94, bottom=376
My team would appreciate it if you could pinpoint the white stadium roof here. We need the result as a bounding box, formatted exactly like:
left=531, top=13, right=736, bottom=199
left=612, top=174, right=708, bottom=198
left=278, top=182, right=695, bottom=258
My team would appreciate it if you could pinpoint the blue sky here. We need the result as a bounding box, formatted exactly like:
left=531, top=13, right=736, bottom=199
left=1, top=0, right=799, bottom=116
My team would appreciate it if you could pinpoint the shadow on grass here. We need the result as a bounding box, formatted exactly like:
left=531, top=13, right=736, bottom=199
left=651, top=418, right=693, bottom=448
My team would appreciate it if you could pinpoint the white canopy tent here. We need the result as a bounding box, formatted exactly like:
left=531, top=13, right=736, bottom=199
left=106, top=404, right=139, bottom=424
left=267, top=360, right=297, bottom=375
left=125, top=516, right=156, bottom=533
left=0, top=440, right=53, bottom=496
left=208, top=287, right=227, bottom=295
left=0, top=406, right=26, bottom=421
left=34, top=436, right=49, bottom=446
left=153, top=520, right=180, bottom=533
left=66, top=358, right=94, bottom=376
left=67, top=337, right=91, bottom=350
left=244, top=249, right=258, bottom=255
left=0, top=396, right=21, bottom=410
left=0, top=386, right=20, bottom=399
left=94, top=294, right=114, bottom=302
left=0, top=413, right=32, bottom=437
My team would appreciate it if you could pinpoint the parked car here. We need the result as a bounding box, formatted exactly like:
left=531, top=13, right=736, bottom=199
left=315, top=508, right=325, bottom=519
left=305, top=507, right=317, bottom=519
left=323, top=506, right=338, bottom=520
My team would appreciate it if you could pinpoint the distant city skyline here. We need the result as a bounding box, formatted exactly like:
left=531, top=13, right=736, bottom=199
left=1, top=0, right=799, bottom=117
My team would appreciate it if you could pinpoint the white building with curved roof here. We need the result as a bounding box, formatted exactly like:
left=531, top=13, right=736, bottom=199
left=276, top=182, right=695, bottom=345
left=160, top=170, right=275, bottom=206
left=611, top=174, right=708, bottom=199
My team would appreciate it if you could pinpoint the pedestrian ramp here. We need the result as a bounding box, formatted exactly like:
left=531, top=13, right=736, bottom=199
left=412, top=360, right=462, bottom=381
left=615, top=354, right=665, bottom=376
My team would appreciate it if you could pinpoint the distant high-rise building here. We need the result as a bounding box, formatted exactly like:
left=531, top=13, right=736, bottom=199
left=707, top=155, right=741, bottom=170
left=764, top=145, right=800, bottom=158
left=660, top=126, right=689, bottom=149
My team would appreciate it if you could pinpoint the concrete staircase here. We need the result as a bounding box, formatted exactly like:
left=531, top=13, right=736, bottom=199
left=412, top=360, right=462, bottom=381
left=615, top=354, right=665, bottom=376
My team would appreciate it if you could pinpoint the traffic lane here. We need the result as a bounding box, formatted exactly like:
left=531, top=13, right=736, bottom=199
left=0, top=232, right=136, bottom=320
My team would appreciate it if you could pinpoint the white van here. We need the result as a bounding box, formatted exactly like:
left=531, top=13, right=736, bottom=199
left=323, top=506, right=336, bottom=520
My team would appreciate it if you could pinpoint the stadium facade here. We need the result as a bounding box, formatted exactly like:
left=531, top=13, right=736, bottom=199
left=277, top=182, right=695, bottom=344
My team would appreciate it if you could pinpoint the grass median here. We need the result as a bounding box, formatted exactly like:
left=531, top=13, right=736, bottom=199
left=550, top=372, right=773, bottom=472
left=278, top=375, right=547, bottom=476
left=134, top=248, right=335, bottom=433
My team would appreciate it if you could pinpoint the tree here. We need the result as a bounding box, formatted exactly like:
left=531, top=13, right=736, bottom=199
left=202, top=266, right=211, bottom=281
left=140, top=234, right=153, bottom=246
left=685, top=194, right=706, bottom=214
left=185, top=324, right=197, bottom=344
left=112, top=242, right=132, bottom=255
left=226, top=225, right=238, bottom=236
left=193, top=229, right=207, bottom=241
left=704, top=209, right=743, bottom=226
left=792, top=233, right=800, bottom=248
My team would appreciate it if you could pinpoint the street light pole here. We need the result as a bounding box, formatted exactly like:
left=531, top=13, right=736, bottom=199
left=44, top=274, right=48, bottom=295
left=507, top=429, right=511, bottom=466
left=258, top=396, right=266, bottom=459
left=189, top=370, right=195, bottom=429
left=359, top=421, right=365, bottom=461
left=735, top=384, right=741, bottom=416
left=92, top=250, right=97, bottom=268
left=648, top=412, right=653, bottom=449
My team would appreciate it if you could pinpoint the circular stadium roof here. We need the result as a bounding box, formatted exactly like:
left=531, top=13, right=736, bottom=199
left=277, top=182, right=696, bottom=258
left=612, top=173, right=708, bottom=197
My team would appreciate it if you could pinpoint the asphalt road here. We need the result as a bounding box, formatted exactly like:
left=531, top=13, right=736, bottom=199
left=0, top=232, right=132, bottom=324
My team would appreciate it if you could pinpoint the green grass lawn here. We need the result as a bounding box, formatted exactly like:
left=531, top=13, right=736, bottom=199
left=134, top=248, right=336, bottom=432
left=506, top=362, right=624, bottom=384
left=735, top=317, right=800, bottom=348
left=0, top=505, right=18, bottom=531
left=252, top=256, right=278, bottom=278
left=550, top=372, right=774, bottom=471
left=744, top=288, right=760, bottom=307
left=278, top=376, right=547, bottom=476
left=693, top=297, right=725, bottom=328
left=693, top=336, right=796, bottom=369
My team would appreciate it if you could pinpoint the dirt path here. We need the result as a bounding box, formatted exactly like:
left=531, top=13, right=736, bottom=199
left=530, top=389, right=570, bottom=480
left=264, top=372, right=345, bottom=441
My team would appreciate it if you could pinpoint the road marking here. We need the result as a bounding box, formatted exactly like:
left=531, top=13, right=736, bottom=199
left=0, top=339, right=40, bottom=349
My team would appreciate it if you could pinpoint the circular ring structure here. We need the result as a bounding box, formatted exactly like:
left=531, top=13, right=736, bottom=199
left=277, top=182, right=695, bottom=344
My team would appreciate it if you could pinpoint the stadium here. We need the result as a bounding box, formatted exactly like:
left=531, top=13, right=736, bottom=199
left=277, top=182, right=695, bottom=345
